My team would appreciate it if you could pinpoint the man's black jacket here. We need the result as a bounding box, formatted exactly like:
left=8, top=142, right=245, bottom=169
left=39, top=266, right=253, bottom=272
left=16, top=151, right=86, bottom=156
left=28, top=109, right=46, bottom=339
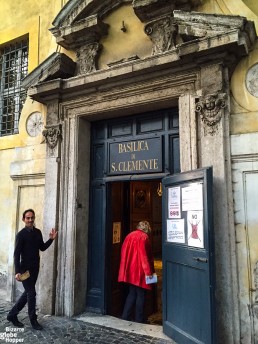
left=14, top=227, right=53, bottom=274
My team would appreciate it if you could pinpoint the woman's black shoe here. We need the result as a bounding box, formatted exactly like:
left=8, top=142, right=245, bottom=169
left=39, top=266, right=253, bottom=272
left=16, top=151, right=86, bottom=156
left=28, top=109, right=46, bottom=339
left=7, top=315, right=24, bottom=327
left=30, top=319, right=43, bottom=330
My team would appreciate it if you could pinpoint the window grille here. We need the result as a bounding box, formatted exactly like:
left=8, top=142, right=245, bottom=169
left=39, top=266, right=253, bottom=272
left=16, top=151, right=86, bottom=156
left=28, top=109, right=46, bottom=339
left=0, top=39, right=28, bottom=136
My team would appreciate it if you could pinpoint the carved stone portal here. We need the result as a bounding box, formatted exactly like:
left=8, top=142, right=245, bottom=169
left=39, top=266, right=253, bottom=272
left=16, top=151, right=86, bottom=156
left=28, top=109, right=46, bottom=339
left=195, top=93, right=226, bottom=135
left=43, top=124, right=62, bottom=149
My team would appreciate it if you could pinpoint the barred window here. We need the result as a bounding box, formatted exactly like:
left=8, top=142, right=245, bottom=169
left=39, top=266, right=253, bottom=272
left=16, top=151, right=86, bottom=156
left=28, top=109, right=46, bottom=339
left=0, top=39, right=28, bottom=136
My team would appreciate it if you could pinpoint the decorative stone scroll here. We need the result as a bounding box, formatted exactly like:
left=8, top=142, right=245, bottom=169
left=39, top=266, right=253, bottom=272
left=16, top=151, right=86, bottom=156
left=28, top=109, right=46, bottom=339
left=143, top=10, right=256, bottom=57
left=144, top=16, right=177, bottom=55
left=195, top=93, right=226, bottom=135
left=43, top=124, right=62, bottom=149
left=76, top=42, right=102, bottom=75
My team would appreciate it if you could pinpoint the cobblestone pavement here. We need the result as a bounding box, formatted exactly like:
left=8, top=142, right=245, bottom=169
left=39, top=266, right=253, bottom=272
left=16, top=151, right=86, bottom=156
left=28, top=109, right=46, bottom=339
left=0, top=297, right=173, bottom=344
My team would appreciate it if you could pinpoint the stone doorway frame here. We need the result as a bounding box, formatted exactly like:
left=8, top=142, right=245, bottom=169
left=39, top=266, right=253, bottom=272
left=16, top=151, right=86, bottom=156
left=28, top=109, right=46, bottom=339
left=36, top=62, right=235, bottom=344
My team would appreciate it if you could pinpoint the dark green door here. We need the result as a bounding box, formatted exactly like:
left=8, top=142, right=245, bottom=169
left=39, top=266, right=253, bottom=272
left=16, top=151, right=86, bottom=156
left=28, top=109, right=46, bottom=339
left=162, top=167, right=216, bottom=344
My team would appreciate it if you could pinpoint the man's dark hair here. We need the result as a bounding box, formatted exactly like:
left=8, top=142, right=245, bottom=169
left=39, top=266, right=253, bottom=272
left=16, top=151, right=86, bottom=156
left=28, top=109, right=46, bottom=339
left=22, top=209, right=35, bottom=219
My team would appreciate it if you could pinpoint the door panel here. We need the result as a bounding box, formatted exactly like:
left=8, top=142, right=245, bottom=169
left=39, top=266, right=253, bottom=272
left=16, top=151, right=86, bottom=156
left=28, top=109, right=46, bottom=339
left=166, top=262, right=210, bottom=336
left=86, top=183, right=106, bottom=311
left=162, top=167, right=216, bottom=344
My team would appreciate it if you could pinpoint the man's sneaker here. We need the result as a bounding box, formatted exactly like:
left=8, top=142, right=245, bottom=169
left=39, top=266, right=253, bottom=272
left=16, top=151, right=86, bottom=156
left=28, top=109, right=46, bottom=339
left=6, top=315, right=24, bottom=327
left=30, top=319, right=43, bottom=330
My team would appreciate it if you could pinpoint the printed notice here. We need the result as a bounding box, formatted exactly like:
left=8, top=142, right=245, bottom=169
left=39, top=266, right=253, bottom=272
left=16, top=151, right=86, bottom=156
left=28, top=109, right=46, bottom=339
left=113, top=222, right=121, bottom=244
left=187, top=211, right=204, bottom=248
left=167, top=219, right=185, bottom=243
left=168, top=186, right=181, bottom=218
left=182, top=183, right=203, bottom=211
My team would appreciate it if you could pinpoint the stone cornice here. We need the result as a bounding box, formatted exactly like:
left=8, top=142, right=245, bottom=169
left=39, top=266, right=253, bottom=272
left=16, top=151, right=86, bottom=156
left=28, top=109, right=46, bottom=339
left=133, top=0, right=201, bottom=22
left=50, top=14, right=109, bottom=50
left=60, top=71, right=197, bottom=118
left=10, top=173, right=45, bottom=181
left=52, top=0, right=130, bottom=28
left=28, top=27, right=253, bottom=103
left=231, top=154, right=258, bottom=163
left=46, top=2, right=257, bottom=83
left=22, top=53, right=76, bottom=90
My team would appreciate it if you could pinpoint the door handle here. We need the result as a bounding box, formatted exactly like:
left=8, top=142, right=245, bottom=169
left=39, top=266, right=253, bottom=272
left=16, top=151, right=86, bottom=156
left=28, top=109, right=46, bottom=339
left=193, top=257, right=208, bottom=263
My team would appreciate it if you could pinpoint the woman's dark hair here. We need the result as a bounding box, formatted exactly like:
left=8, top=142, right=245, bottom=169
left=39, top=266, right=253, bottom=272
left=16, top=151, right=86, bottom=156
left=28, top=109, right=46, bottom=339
left=22, top=209, right=35, bottom=219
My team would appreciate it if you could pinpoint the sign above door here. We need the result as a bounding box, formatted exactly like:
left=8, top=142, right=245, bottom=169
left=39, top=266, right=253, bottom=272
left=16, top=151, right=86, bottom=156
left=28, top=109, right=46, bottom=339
left=109, top=137, right=162, bottom=175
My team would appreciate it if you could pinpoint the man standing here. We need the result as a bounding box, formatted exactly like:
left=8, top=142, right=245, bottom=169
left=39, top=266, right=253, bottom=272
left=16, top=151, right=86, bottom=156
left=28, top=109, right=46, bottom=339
left=118, top=221, right=155, bottom=323
left=7, top=209, right=57, bottom=330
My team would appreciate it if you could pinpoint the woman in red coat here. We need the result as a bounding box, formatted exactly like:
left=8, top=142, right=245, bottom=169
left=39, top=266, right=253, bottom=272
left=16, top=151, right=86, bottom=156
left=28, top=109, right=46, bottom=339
left=118, top=221, right=155, bottom=323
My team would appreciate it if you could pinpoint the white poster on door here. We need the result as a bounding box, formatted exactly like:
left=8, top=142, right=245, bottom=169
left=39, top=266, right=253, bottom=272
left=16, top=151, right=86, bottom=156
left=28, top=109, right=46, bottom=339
left=182, top=183, right=203, bottom=211
left=167, top=219, right=185, bottom=243
left=187, top=211, right=204, bottom=248
left=168, top=186, right=181, bottom=218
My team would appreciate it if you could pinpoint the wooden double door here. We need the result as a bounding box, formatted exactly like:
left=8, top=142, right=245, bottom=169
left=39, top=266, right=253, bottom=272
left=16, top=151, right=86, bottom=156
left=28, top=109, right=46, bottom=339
left=107, top=180, right=162, bottom=322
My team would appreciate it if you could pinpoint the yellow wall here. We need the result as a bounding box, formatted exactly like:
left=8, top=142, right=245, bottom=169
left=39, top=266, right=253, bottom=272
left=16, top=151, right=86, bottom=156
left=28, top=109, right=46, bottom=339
left=196, top=0, right=258, bottom=134
left=0, top=0, right=66, bottom=276
left=0, top=0, right=65, bottom=151
left=99, top=4, right=153, bottom=69
left=0, top=149, right=14, bottom=272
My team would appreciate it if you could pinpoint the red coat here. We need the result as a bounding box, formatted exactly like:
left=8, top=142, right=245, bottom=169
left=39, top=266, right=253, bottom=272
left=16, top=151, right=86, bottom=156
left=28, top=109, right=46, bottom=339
left=118, top=229, right=155, bottom=290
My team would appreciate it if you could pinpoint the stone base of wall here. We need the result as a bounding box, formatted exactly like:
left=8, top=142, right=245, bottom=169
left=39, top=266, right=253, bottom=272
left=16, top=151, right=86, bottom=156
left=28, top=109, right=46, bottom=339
left=0, top=271, right=7, bottom=290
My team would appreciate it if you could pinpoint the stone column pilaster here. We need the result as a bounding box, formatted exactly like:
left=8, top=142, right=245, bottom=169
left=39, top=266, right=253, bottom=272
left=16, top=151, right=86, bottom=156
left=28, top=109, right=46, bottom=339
left=38, top=100, right=61, bottom=314
left=196, top=64, right=239, bottom=343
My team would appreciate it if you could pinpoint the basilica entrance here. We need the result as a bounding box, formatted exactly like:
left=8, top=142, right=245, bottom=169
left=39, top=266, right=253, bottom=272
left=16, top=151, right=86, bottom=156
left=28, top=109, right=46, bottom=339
left=86, top=107, right=216, bottom=342
left=86, top=107, right=180, bottom=317
left=106, top=180, right=163, bottom=324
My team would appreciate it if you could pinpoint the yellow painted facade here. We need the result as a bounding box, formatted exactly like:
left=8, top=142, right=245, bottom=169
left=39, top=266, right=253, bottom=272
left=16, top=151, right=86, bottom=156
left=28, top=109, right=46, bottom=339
left=0, top=0, right=66, bottom=276
left=0, top=0, right=258, bottom=341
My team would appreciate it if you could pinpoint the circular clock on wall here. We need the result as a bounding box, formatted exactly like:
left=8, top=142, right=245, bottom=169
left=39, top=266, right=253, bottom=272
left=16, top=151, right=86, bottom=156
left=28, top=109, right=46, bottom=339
left=26, top=112, right=44, bottom=137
